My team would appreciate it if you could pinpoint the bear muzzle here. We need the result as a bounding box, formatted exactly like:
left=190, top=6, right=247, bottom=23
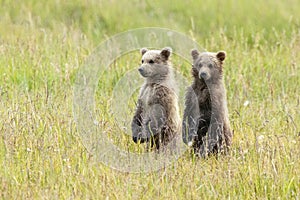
left=198, top=67, right=211, bottom=81
left=200, top=72, right=207, bottom=79
left=138, top=67, right=147, bottom=77
left=138, top=67, right=144, bottom=73
left=138, top=66, right=151, bottom=77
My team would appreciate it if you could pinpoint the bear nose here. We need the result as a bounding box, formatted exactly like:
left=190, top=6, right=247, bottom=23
left=138, top=67, right=144, bottom=73
left=200, top=72, right=207, bottom=79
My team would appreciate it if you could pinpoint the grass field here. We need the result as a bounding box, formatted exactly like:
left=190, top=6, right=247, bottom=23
left=1, top=0, right=300, bottom=199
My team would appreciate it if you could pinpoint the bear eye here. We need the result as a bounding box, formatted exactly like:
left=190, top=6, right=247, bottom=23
left=198, top=63, right=203, bottom=67
left=149, top=59, right=154, bottom=64
left=208, top=63, right=213, bottom=68
left=141, top=60, right=144, bottom=64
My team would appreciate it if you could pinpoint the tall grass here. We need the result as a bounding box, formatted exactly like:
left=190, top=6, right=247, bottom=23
left=0, top=0, right=299, bottom=199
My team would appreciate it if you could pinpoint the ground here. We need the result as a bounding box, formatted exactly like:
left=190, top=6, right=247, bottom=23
left=0, top=0, right=299, bottom=199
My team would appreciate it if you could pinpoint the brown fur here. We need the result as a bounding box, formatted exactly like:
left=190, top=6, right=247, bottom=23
left=182, top=50, right=232, bottom=157
left=132, top=47, right=180, bottom=151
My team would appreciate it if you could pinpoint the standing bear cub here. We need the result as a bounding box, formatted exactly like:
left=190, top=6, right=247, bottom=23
left=182, top=49, right=233, bottom=157
left=132, top=47, right=180, bottom=151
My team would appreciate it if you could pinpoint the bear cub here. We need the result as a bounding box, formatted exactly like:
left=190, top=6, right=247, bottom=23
left=182, top=49, right=233, bottom=157
left=132, top=47, right=180, bottom=151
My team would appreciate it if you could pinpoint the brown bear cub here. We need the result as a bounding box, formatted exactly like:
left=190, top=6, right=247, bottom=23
left=182, top=49, right=233, bottom=157
left=132, top=47, right=180, bottom=151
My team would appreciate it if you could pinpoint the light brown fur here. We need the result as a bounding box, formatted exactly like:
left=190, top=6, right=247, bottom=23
left=132, top=47, right=180, bottom=151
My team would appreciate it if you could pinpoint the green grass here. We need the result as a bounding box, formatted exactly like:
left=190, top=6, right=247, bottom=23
left=1, top=0, right=300, bottom=199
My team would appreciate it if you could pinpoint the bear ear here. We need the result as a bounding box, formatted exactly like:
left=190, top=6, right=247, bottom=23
left=140, top=48, right=148, bottom=56
left=216, top=51, right=226, bottom=62
left=191, top=49, right=199, bottom=60
left=160, top=47, right=172, bottom=60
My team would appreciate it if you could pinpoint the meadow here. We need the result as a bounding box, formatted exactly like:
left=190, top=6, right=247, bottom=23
left=0, top=0, right=299, bottom=199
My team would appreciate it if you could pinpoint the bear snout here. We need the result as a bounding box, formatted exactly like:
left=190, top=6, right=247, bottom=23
left=138, top=67, right=144, bottom=73
left=138, top=67, right=147, bottom=77
left=198, top=67, right=211, bottom=80
left=199, top=72, right=208, bottom=80
left=138, top=65, right=153, bottom=77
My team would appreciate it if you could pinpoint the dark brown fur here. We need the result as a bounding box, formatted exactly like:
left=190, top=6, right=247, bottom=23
left=182, top=50, right=232, bottom=157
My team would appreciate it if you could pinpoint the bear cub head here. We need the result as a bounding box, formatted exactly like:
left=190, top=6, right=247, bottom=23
left=191, top=49, right=226, bottom=83
left=138, top=47, right=172, bottom=82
